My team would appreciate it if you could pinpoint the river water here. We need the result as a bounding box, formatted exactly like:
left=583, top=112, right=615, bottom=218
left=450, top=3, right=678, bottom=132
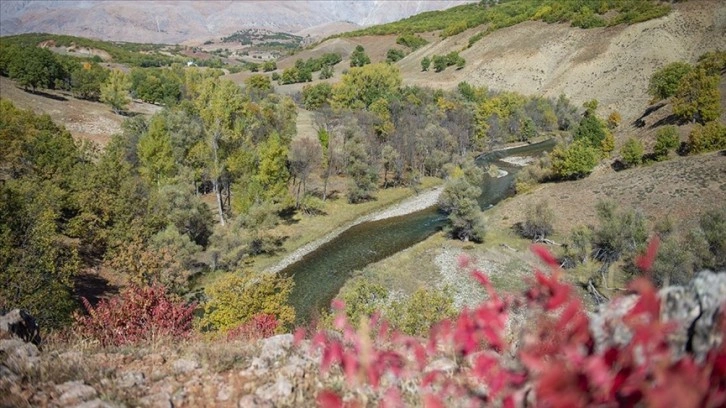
left=282, top=139, right=556, bottom=324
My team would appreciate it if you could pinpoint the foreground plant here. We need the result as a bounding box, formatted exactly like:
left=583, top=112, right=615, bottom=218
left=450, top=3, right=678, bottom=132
left=311, top=242, right=726, bottom=407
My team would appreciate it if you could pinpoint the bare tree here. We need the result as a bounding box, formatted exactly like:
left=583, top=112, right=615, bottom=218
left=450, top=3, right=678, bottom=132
left=289, top=137, right=321, bottom=207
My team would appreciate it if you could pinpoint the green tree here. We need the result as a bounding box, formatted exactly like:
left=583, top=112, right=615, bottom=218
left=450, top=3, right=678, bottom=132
left=345, top=134, right=378, bottom=203
left=421, top=56, right=431, bottom=72
left=244, top=74, right=272, bottom=93
left=688, top=121, right=726, bottom=154
left=620, top=137, right=644, bottom=168
left=70, top=61, right=109, bottom=100
left=331, top=63, right=402, bottom=109
left=386, top=48, right=406, bottom=63
left=574, top=113, right=608, bottom=149
left=137, top=115, right=176, bottom=185
left=8, top=46, right=64, bottom=92
left=433, top=55, right=447, bottom=72
left=648, top=62, right=693, bottom=101
left=672, top=68, right=721, bottom=124
left=319, top=64, right=334, bottom=79
left=550, top=140, right=599, bottom=180
left=201, top=272, right=295, bottom=333
left=592, top=201, right=647, bottom=264
left=386, top=287, right=456, bottom=337
left=438, top=160, right=486, bottom=242
left=301, top=82, right=332, bottom=110
left=653, top=126, right=680, bottom=159
left=521, top=200, right=555, bottom=241
left=101, top=69, right=132, bottom=114
left=350, top=45, right=371, bottom=67
left=262, top=60, right=277, bottom=72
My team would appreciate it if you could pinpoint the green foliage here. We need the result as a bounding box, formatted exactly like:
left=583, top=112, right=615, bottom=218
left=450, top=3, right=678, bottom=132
left=319, top=64, right=334, bottom=80
left=244, top=74, right=273, bottom=93
left=70, top=61, right=109, bottom=100
left=302, top=82, right=333, bottom=110
left=550, top=140, right=599, bottom=180
left=201, top=272, right=295, bottom=333
left=137, top=115, right=176, bottom=185
left=421, top=56, right=431, bottom=72
left=699, top=207, right=726, bottom=269
left=430, top=52, right=465, bottom=72
left=438, top=160, right=486, bottom=242
left=334, top=1, right=670, bottom=39
left=468, top=32, right=485, bottom=47
left=262, top=60, right=277, bottom=72
left=386, top=48, right=406, bottom=63
left=101, top=69, right=132, bottom=114
left=696, top=50, right=726, bottom=76
left=279, top=53, right=341, bottom=84
left=129, top=67, right=182, bottom=105
left=672, top=68, right=721, bottom=124
left=332, top=63, right=402, bottom=109
left=688, top=121, right=726, bottom=154
left=345, top=135, right=378, bottom=203
left=592, top=201, right=647, bottom=264
left=521, top=201, right=555, bottom=241
left=648, top=61, right=693, bottom=101
left=574, top=113, right=608, bottom=149
left=350, top=45, right=371, bottom=68
left=653, top=126, right=680, bottom=159
left=396, top=34, right=428, bottom=50
left=387, top=287, right=456, bottom=337
left=6, top=45, right=64, bottom=91
left=620, top=137, right=644, bottom=168
left=336, top=279, right=389, bottom=326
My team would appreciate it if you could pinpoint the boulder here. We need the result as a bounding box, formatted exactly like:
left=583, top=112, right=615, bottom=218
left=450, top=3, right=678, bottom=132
left=0, top=309, right=41, bottom=346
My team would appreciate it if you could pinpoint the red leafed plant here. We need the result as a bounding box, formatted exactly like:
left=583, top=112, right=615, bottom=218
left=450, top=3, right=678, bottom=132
left=226, top=313, right=280, bottom=341
left=313, top=241, right=726, bottom=407
left=74, top=283, right=196, bottom=346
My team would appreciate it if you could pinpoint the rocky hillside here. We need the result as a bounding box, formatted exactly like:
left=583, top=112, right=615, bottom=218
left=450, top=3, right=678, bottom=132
left=269, top=0, right=724, bottom=123
left=0, top=1, right=475, bottom=44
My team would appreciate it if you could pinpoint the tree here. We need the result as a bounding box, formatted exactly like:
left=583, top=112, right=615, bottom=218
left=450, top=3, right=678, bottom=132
left=672, top=68, right=721, bottom=124
left=521, top=201, right=555, bottom=242
left=653, top=126, right=680, bottom=159
left=201, top=272, right=295, bottom=333
left=592, top=201, right=647, bottom=264
left=101, top=69, right=132, bottom=114
left=8, top=46, right=63, bottom=92
left=620, top=137, right=644, bottom=168
left=433, top=55, right=447, bottom=72
left=319, top=64, right=334, bottom=79
left=350, top=45, right=371, bottom=67
left=574, top=113, right=608, bottom=149
left=421, top=56, right=431, bottom=72
left=438, top=160, right=486, bottom=242
left=302, top=82, right=332, bottom=110
left=137, top=115, right=176, bottom=185
left=688, top=121, right=726, bottom=154
left=71, top=61, right=109, bottom=100
left=289, top=137, right=321, bottom=208
left=345, top=134, right=378, bottom=203
left=386, top=48, right=406, bottom=63
left=244, top=74, right=272, bottom=93
left=331, top=63, right=402, bottom=109
left=648, top=61, right=693, bottom=101
left=550, top=140, right=598, bottom=180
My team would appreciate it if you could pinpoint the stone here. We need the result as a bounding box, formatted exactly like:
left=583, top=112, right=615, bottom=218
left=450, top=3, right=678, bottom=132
left=172, top=358, right=200, bottom=374
left=259, top=334, right=294, bottom=362
left=71, top=398, right=115, bottom=408
left=138, top=392, right=172, bottom=408
left=117, top=371, right=145, bottom=388
left=0, top=309, right=41, bottom=346
left=255, top=375, right=292, bottom=402
left=425, top=357, right=457, bottom=374
left=0, top=338, right=40, bottom=376
left=238, top=394, right=273, bottom=408
left=55, top=381, right=98, bottom=406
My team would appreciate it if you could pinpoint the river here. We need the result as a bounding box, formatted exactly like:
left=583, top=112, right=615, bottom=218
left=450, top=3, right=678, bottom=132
left=282, top=139, right=556, bottom=324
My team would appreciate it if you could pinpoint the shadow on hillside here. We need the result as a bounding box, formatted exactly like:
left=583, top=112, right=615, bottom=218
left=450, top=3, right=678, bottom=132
left=633, top=102, right=665, bottom=128
left=24, top=88, right=67, bottom=101
left=74, top=272, right=118, bottom=306
left=650, top=114, right=682, bottom=129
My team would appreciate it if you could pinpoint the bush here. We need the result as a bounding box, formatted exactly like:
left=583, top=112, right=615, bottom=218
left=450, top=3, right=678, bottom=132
left=648, top=61, right=692, bottom=101
left=421, top=56, right=431, bottom=72
left=396, top=34, right=428, bottom=50
left=520, top=200, right=554, bottom=241
left=226, top=314, right=279, bottom=341
left=312, top=244, right=726, bottom=407
left=592, top=201, right=647, bottom=264
left=620, top=137, right=644, bottom=168
left=654, top=126, right=680, bottom=159
left=550, top=140, right=598, bottom=180
left=201, top=272, right=295, bottom=333
left=688, top=121, right=726, bottom=154
left=74, top=284, right=195, bottom=347
left=386, top=48, right=406, bottom=63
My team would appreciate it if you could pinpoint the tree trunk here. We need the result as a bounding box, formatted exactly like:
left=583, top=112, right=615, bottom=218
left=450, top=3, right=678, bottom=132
left=213, top=177, right=225, bottom=226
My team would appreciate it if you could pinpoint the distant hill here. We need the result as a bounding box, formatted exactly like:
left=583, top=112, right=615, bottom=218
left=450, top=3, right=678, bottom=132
left=0, top=0, right=475, bottom=44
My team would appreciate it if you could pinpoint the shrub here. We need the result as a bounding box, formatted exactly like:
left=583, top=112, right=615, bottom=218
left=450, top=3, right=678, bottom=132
left=620, top=137, right=644, bottom=168
left=521, top=200, right=554, bottom=241
left=201, top=272, right=295, bottom=333
left=688, top=121, right=726, bottom=154
left=648, top=61, right=692, bottom=101
left=421, top=56, right=431, bottom=72
left=592, top=200, right=647, bottom=264
left=74, top=284, right=195, bottom=347
left=396, top=34, right=428, bottom=50
left=606, top=111, right=621, bottom=129
left=386, top=48, right=406, bottom=63
left=550, top=140, right=599, bottom=180
left=312, top=243, right=726, bottom=407
left=226, top=313, right=279, bottom=341
left=654, top=125, right=680, bottom=159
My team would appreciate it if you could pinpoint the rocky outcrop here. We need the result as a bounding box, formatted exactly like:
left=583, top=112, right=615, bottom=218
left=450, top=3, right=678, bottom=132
left=0, top=309, right=41, bottom=346
left=590, top=270, right=726, bottom=361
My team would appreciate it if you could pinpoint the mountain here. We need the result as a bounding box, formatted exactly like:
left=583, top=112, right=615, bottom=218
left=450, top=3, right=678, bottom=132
left=0, top=0, right=475, bottom=44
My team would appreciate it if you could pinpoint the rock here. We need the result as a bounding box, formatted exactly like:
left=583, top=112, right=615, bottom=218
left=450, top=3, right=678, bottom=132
left=425, top=357, right=457, bottom=374
left=0, top=338, right=40, bottom=376
left=259, top=334, right=294, bottom=362
left=55, top=381, right=98, bottom=406
left=0, top=309, right=41, bottom=346
left=238, top=394, right=273, bottom=408
left=71, top=398, right=114, bottom=408
left=255, top=375, right=293, bottom=402
left=138, top=392, right=172, bottom=408
left=117, top=371, right=145, bottom=388
left=172, top=358, right=200, bottom=374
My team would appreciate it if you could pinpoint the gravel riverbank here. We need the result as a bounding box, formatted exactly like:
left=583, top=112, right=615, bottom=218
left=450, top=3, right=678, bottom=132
left=266, top=187, right=443, bottom=274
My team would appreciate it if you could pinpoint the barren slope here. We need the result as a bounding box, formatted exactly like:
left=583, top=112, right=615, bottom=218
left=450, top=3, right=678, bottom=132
left=397, top=0, right=726, bottom=122
left=488, top=152, right=726, bottom=237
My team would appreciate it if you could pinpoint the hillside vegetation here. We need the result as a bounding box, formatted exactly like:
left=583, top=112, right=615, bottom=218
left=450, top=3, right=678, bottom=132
left=336, top=0, right=671, bottom=39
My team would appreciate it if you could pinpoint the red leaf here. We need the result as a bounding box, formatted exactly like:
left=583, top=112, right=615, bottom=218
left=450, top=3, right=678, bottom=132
left=532, top=244, right=558, bottom=268
left=423, top=394, right=445, bottom=408
left=635, top=236, right=660, bottom=274
left=317, top=390, right=343, bottom=408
